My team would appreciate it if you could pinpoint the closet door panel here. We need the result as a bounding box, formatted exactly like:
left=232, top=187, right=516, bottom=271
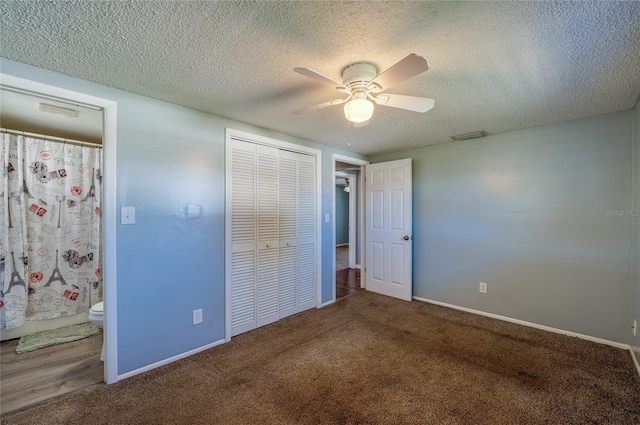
left=256, top=145, right=279, bottom=326
left=278, top=150, right=299, bottom=318
left=296, top=153, right=316, bottom=312
left=229, top=140, right=257, bottom=336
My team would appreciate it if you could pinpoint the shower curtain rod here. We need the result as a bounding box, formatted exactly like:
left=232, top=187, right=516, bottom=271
left=1, top=127, right=103, bottom=148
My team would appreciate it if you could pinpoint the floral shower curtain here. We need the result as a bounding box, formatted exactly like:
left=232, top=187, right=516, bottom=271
left=1, top=133, right=102, bottom=329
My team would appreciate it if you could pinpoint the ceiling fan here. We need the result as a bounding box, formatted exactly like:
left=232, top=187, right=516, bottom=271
left=293, top=54, right=435, bottom=124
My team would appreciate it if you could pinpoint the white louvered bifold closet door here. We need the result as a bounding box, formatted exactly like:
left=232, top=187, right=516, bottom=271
left=278, top=150, right=317, bottom=317
left=278, top=151, right=298, bottom=319
left=229, top=138, right=317, bottom=337
left=296, top=153, right=316, bottom=313
left=230, top=140, right=257, bottom=337
left=256, top=145, right=279, bottom=327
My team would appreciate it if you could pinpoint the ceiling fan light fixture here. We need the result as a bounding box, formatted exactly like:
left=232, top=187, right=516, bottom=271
left=344, top=94, right=374, bottom=123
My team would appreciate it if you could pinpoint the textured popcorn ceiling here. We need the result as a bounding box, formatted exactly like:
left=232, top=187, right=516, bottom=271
left=1, top=1, right=639, bottom=155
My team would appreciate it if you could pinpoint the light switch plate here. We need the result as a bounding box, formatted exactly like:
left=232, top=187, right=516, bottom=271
left=121, top=207, right=135, bottom=225
left=479, top=282, right=488, bottom=294
left=193, top=309, right=203, bottom=325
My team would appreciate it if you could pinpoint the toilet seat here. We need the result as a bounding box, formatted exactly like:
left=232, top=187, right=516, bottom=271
left=90, top=301, right=104, bottom=316
left=87, top=301, right=105, bottom=361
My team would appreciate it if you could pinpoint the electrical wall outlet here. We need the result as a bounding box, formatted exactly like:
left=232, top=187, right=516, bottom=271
left=193, top=309, right=203, bottom=325
left=633, top=319, right=637, bottom=337
left=121, top=206, right=135, bottom=225
left=479, top=282, right=488, bottom=294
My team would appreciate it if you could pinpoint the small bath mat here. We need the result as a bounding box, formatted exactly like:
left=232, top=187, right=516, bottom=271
left=16, top=323, right=101, bottom=354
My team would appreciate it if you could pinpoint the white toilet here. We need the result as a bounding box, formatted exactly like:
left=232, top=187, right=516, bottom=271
left=88, top=301, right=105, bottom=361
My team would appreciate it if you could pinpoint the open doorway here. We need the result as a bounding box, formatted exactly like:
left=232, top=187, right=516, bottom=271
left=333, top=155, right=369, bottom=301
left=0, top=74, right=117, bottom=414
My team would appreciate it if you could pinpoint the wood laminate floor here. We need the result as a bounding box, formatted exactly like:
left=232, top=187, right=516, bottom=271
left=336, top=246, right=361, bottom=300
left=336, top=268, right=362, bottom=300
left=0, top=333, right=103, bottom=417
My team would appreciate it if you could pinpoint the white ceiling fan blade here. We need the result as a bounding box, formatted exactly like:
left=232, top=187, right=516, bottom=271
left=374, top=94, right=435, bottom=113
left=293, top=98, right=349, bottom=114
left=294, top=67, right=349, bottom=90
left=368, top=54, right=430, bottom=92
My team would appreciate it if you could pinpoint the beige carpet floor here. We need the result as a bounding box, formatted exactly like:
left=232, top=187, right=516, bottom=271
left=3, top=291, right=640, bottom=424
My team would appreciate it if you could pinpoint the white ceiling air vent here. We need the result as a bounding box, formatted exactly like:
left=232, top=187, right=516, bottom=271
left=38, top=102, right=78, bottom=118
left=450, top=130, right=487, bottom=141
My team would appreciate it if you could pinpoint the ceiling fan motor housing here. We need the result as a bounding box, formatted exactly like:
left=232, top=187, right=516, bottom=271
left=342, top=62, right=378, bottom=89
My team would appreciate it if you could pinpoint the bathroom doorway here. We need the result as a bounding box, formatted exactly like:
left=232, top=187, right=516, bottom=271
left=0, top=74, right=117, bottom=414
left=333, top=154, right=369, bottom=302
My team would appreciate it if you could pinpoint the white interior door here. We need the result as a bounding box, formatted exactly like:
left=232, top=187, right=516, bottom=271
left=365, top=159, right=413, bottom=301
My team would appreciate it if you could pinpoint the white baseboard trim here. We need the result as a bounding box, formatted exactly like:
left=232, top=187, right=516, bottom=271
left=117, top=338, right=226, bottom=381
left=631, top=347, right=640, bottom=379
left=354, top=264, right=361, bottom=270
left=319, top=299, right=336, bottom=308
left=336, top=243, right=349, bottom=247
left=413, top=296, right=630, bottom=350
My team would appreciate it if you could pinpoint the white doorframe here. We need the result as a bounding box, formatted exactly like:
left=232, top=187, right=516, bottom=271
left=347, top=174, right=357, bottom=269
left=332, top=154, right=369, bottom=303
left=1, top=74, right=118, bottom=384
left=224, top=129, right=322, bottom=342
left=335, top=171, right=357, bottom=268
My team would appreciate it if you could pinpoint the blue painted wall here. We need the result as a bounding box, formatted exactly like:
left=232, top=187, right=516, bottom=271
left=632, top=101, right=640, bottom=363
left=1, top=58, right=366, bottom=374
left=371, top=112, right=634, bottom=344
left=335, top=185, right=349, bottom=245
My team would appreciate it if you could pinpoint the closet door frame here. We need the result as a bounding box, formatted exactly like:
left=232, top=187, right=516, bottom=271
left=224, top=129, right=322, bottom=342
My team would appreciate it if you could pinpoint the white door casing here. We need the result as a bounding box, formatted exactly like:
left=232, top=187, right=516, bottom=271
left=332, top=154, right=369, bottom=303
left=0, top=74, right=119, bottom=384
left=347, top=174, right=357, bottom=269
left=365, top=159, right=413, bottom=301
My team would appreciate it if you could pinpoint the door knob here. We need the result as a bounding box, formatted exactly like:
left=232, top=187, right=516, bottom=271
left=403, top=235, right=411, bottom=241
